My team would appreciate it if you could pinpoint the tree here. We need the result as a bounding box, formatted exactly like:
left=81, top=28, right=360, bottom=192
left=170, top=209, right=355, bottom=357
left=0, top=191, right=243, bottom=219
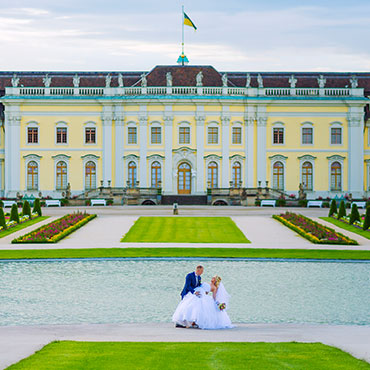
left=10, top=203, right=20, bottom=224
left=33, top=198, right=42, bottom=217
left=328, top=199, right=337, bottom=217
left=337, top=200, right=346, bottom=220
left=363, top=207, right=370, bottom=231
left=349, top=203, right=360, bottom=225
left=22, top=200, right=32, bottom=218
left=0, top=207, right=6, bottom=229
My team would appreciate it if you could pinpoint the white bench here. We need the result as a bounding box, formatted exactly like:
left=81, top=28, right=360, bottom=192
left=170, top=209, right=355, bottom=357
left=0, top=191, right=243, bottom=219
left=3, top=200, right=16, bottom=208
left=261, top=200, right=276, bottom=207
left=352, top=201, right=366, bottom=209
left=45, top=199, right=61, bottom=207
left=91, top=199, right=106, bottom=206
left=307, top=200, right=323, bottom=208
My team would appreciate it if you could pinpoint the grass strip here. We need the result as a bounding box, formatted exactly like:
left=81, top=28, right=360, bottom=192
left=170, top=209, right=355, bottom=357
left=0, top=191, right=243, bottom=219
left=7, top=341, right=370, bottom=370
left=121, top=216, right=250, bottom=243
left=321, top=217, right=370, bottom=240
left=0, top=216, right=48, bottom=238
left=0, top=248, right=369, bottom=260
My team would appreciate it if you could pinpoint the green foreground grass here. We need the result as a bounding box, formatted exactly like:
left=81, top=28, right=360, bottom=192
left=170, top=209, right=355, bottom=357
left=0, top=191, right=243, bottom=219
left=321, top=217, right=370, bottom=240
left=0, top=216, right=48, bottom=239
left=7, top=341, right=370, bottom=370
left=1, top=247, right=370, bottom=260
left=121, top=216, right=250, bottom=243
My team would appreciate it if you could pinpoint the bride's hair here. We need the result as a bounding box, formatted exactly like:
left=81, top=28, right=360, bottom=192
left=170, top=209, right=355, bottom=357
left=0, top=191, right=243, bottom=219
left=214, top=275, right=222, bottom=287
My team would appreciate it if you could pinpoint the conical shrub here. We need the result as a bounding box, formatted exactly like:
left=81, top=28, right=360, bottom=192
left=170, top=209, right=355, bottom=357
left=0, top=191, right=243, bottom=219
left=10, top=203, right=20, bottom=224
left=349, top=203, right=360, bottom=225
left=337, top=200, right=346, bottom=219
left=363, top=206, right=370, bottom=231
left=32, top=198, right=42, bottom=217
left=0, top=207, right=6, bottom=229
left=328, top=199, right=337, bottom=217
left=22, top=200, right=31, bottom=218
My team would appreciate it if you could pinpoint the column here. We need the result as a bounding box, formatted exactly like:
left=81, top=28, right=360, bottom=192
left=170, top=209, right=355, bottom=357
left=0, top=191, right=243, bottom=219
left=256, top=116, right=267, bottom=185
left=196, top=114, right=205, bottom=193
left=245, top=116, right=255, bottom=187
left=114, top=113, right=125, bottom=187
left=221, top=115, right=230, bottom=188
left=139, top=115, right=148, bottom=187
left=102, top=109, right=113, bottom=187
left=163, top=115, right=173, bottom=194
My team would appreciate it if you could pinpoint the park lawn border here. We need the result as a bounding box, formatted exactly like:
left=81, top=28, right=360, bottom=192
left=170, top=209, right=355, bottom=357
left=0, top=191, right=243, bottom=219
left=273, top=214, right=358, bottom=245
left=321, top=217, right=370, bottom=240
left=0, top=247, right=369, bottom=260
left=11, top=214, right=97, bottom=244
left=0, top=216, right=49, bottom=239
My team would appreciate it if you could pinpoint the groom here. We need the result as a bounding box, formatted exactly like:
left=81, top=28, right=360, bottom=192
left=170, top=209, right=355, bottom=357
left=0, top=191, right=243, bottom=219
left=181, top=265, right=204, bottom=299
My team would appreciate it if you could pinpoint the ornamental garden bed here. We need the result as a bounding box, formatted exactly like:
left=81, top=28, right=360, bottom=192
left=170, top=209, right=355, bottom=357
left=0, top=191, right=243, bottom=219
left=273, top=212, right=358, bottom=245
left=12, top=212, right=96, bottom=244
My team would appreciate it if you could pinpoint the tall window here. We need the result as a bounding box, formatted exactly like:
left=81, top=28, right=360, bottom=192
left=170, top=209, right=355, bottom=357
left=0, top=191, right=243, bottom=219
left=232, top=162, right=241, bottom=187
left=208, top=127, right=218, bottom=144
left=302, top=127, right=313, bottom=144
left=128, top=127, right=137, bottom=144
left=331, top=127, right=342, bottom=144
left=273, top=128, right=284, bottom=144
left=302, top=162, right=313, bottom=191
left=85, top=128, right=96, bottom=144
left=179, top=127, right=190, bottom=144
left=27, top=161, right=38, bottom=190
left=151, top=161, right=161, bottom=188
left=128, top=161, right=137, bottom=188
left=273, top=161, right=284, bottom=190
left=232, top=127, right=242, bottom=144
left=27, top=127, right=38, bottom=144
left=151, top=127, right=161, bottom=144
left=207, top=162, right=218, bottom=188
left=56, top=161, right=67, bottom=190
left=331, top=162, right=342, bottom=191
left=85, top=161, right=96, bottom=190
left=56, top=127, right=67, bottom=144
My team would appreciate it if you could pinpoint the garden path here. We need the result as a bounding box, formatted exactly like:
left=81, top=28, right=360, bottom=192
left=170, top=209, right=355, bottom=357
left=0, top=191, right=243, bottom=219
left=0, top=323, right=369, bottom=369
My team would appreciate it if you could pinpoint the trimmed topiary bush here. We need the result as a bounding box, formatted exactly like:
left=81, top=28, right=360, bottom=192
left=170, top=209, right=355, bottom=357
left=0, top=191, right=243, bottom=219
left=363, top=206, right=370, bottom=231
left=33, top=198, right=42, bottom=217
left=22, top=200, right=32, bottom=218
left=10, top=203, right=20, bottom=223
left=329, top=200, right=337, bottom=217
left=0, top=207, right=7, bottom=229
left=349, top=203, right=360, bottom=225
left=337, top=200, right=346, bottom=220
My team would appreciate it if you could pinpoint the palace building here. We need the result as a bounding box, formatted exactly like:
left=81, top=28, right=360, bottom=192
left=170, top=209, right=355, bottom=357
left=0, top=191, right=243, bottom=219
left=0, top=65, right=369, bottom=202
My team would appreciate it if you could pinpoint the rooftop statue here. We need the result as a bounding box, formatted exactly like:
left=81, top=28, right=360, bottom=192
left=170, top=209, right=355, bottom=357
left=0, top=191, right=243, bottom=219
left=196, top=71, right=203, bottom=87
left=105, top=73, right=111, bottom=88
left=257, top=74, right=263, bottom=88
left=118, top=73, right=124, bottom=88
left=11, top=73, right=20, bottom=87
left=166, top=72, right=172, bottom=87
left=289, top=74, right=297, bottom=88
left=73, top=74, right=80, bottom=88
left=317, top=75, right=326, bottom=88
left=43, top=74, right=52, bottom=88
left=350, top=75, right=358, bottom=89
left=141, top=73, right=147, bottom=87
left=222, top=73, right=228, bottom=87
left=245, top=73, right=251, bottom=88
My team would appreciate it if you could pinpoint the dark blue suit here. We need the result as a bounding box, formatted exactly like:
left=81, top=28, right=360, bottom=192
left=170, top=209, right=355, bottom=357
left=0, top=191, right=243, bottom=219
left=181, top=272, right=201, bottom=299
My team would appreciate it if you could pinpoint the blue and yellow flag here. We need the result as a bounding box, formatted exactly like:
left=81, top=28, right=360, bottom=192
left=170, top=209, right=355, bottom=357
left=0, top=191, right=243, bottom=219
left=184, top=12, right=197, bottom=30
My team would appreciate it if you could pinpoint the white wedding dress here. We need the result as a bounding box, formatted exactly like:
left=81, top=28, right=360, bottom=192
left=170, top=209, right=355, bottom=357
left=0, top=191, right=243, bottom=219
left=172, top=282, right=233, bottom=329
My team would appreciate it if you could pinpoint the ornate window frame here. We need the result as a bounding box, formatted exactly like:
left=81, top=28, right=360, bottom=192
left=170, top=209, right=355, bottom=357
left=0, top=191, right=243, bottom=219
left=301, top=121, right=314, bottom=146
left=123, top=154, right=139, bottom=187
left=298, top=154, right=316, bottom=192
left=206, top=121, right=220, bottom=145
left=231, top=121, right=243, bottom=145
left=81, top=154, right=100, bottom=190
left=271, top=121, right=285, bottom=146
left=204, top=154, right=221, bottom=188
left=269, top=154, right=287, bottom=190
left=26, top=121, right=39, bottom=146
left=147, top=154, right=164, bottom=187
left=55, top=121, right=68, bottom=146
left=329, top=121, right=343, bottom=146
left=178, top=121, right=191, bottom=145
left=149, top=121, right=162, bottom=145
left=24, top=154, right=42, bottom=191
left=327, top=154, right=345, bottom=192
left=230, top=154, right=245, bottom=187
left=84, top=121, right=97, bottom=145
left=126, top=121, right=138, bottom=145
left=52, top=154, right=70, bottom=190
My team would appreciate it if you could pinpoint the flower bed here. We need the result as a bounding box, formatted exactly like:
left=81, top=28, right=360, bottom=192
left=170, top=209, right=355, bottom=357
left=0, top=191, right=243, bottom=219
left=0, top=212, right=39, bottom=232
left=273, top=212, right=358, bottom=245
left=331, top=214, right=366, bottom=230
left=12, top=212, right=96, bottom=243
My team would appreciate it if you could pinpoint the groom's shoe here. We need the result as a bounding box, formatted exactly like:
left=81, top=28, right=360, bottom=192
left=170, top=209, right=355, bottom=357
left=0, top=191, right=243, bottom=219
left=191, top=322, right=199, bottom=329
left=175, top=323, right=186, bottom=328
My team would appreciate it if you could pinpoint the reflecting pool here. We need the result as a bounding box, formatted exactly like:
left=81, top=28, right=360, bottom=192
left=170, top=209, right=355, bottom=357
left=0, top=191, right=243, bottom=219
left=0, top=259, right=369, bottom=326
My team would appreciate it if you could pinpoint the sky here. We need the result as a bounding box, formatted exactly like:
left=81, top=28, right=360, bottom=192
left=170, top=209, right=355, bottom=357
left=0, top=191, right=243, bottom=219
left=1, top=0, right=370, bottom=72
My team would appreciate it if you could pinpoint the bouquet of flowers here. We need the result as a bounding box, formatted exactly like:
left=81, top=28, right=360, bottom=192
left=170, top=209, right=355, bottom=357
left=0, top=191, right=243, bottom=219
left=216, top=301, right=226, bottom=311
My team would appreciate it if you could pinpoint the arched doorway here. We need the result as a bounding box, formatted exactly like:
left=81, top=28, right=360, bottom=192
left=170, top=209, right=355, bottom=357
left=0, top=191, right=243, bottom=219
left=178, top=162, right=191, bottom=194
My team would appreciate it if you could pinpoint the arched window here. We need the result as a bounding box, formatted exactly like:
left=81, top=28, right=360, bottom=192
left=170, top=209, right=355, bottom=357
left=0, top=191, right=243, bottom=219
left=56, top=161, right=67, bottom=190
left=331, top=162, right=342, bottom=191
left=207, top=162, right=218, bottom=188
left=128, top=161, right=137, bottom=188
left=302, top=162, right=313, bottom=191
left=27, top=161, right=38, bottom=190
left=85, top=161, right=96, bottom=190
left=151, top=161, right=161, bottom=188
left=232, top=162, right=241, bottom=188
left=273, top=161, right=284, bottom=190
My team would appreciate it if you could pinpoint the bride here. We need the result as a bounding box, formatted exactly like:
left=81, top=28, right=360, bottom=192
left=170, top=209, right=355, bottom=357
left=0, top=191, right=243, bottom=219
left=172, top=276, right=233, bottom=329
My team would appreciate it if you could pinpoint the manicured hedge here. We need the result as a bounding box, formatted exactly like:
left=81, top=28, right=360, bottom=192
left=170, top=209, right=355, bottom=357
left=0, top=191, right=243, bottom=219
left=273, top=212, right=358, bottom=245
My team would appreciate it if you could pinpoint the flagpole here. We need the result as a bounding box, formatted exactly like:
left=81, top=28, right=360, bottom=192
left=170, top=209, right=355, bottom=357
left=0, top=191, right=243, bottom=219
left=181, top=5, right=184, bottom=66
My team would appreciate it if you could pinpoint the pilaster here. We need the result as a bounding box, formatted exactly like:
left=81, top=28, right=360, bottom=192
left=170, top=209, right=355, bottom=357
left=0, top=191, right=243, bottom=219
left=114, top=107, right=125, bottom=188
left=101, top=106, right=114, bottom=187
left=256, top=113, right=267, bottom=186
left=163, top=114, right=174, bottom=193
left=195, top=113, right=205, bottom=193
left=245, top=114, right=255, bottom=187
left=139, top=114, right=148, bottom=187
left=221, top=114, right=230, bottom=188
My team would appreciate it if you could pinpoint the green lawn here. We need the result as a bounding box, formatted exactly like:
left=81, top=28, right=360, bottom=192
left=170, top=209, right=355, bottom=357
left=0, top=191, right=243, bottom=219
left=7, top=341, right=370, bottom=370
left=0, top=247, right=370, bottom=260
left=321, top=217, right=370, bottom=240
left=121, top=217, right=250, bottom=243
left=0, top=216, right=48, bottom=239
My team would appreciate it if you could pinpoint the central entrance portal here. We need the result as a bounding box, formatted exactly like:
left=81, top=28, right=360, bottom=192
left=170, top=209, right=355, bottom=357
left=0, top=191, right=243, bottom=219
left=178, top=162, right=191, bottom=194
